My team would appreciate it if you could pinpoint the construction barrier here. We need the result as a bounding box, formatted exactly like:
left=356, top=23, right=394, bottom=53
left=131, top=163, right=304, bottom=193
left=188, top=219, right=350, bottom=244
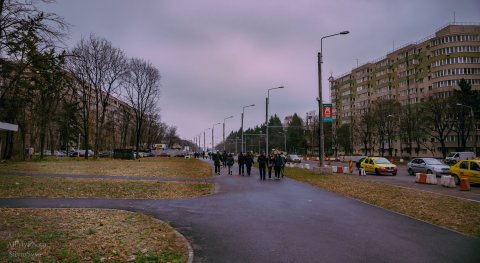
left=337, top=166, right=343, bottom=174
left=415, top=173, right=427, bottom=184
left=440, top=175, right=456, bottom=188
left=426, top=174, right=438, bottom=185
left=332, top=166, right=337, bottom=173
left=460, top=178, right=471, bottom=191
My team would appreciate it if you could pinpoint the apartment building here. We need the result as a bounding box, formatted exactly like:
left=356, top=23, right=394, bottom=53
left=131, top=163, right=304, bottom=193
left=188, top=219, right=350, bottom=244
left=330, top=23, right=480, bottom=157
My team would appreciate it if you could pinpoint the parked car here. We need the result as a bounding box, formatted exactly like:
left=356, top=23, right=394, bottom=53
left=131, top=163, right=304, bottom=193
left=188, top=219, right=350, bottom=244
left=286, top=154, right=301, bottom=163
left=142, top=151, right=154, bottom=157
left=449, top=159, right=480, bottom=185
left=69, top=149, right=94, bottom=157
left=360, top=157, right=397, bottom=175
left=53, top=150, right=67, bottom=157
left=407, top=157, right=450, bottom=176
left=99, top=151, right=112, bottom=158
left=445, top=152, right=476, bottom=165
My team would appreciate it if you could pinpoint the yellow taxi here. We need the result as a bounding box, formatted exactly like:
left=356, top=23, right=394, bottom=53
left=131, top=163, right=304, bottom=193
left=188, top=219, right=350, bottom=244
left=360, top=157, right=397, bottom=176
left=449, top=159, right=480, bottom=185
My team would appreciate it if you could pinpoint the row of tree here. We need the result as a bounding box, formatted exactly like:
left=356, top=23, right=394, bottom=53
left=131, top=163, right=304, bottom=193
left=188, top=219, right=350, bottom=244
left=0, top=0, right=180, bottom=160
left=337, top=79, right=479, bottom=158
left=213, top=80, right=478, bottom=159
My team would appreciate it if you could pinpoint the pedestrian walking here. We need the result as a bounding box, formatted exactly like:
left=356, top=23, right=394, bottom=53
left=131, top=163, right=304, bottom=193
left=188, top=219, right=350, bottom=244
left=274, top=153, right=283, bottom=179
left=238, top=152, right=245, bottom=176
left=245, top=152, right=254, bottom=176
left=227, top=153, right=234, bottom=175
left=257, top=152, right=267, bottom=180
left=222, top=151, right=228, bottom=167
left=267, top=153, right=275, bottom=179
left=213, top=151, right=221, bottom=175
left=280, top=153, right=286, bottom=178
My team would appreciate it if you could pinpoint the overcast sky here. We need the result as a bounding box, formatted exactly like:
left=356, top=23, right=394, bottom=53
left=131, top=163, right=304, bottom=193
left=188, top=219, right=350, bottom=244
left=40, top=0, right=479, bottom=143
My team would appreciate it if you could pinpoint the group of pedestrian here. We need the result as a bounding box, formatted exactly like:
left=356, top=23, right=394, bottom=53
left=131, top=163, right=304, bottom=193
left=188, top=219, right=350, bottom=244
left=212, top=151, right=236, bottom=175
left=236, top=152, right=255, bottom=176
left=211, top=150, right=286, bottom=181
left=260, top=152, right=285, bottom=180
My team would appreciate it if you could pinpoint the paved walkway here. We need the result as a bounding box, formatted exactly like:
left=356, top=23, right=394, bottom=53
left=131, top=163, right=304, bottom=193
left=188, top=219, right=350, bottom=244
left=1, top=160, right=479, bottom=262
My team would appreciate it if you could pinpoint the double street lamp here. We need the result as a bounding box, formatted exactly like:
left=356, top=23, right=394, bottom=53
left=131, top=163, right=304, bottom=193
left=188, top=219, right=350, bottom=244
left=266, top=86, right=284, bottom=154
left=241, top=104, right=255, bottom=153
left=223, top=115, right=234, bottom=151
left=457, top=103, right=477, bottom=154
left=318, top=30, right=349, bottom=167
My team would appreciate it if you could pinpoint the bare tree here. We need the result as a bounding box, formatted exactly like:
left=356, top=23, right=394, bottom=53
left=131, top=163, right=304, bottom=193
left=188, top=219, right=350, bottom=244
left=355, top=107, right=375, bottom=156
left=371, top=99, right=400, bottom=156
left=67, top=35, right=127, bottom=158
left=1, top=0, right=68, bottom=102
left=420, top=96, right=455, bottom=158
left=123, top=58, right=161, bottom=157
left=0, top=0, right=67, bottom=159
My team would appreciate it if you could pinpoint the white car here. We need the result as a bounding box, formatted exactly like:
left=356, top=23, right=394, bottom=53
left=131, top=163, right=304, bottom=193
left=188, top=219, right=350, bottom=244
left=287, top=154, right=302, bottom=163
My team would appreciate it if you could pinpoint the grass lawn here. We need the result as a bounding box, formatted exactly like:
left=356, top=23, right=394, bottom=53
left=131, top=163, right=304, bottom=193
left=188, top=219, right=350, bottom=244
left=0, top=208, right=188, bottom=262
left=285, top=167, right=480, bottom=237
left=0, top=175, right=213, bottom=199
left=0, top=157, right=212, bottom=178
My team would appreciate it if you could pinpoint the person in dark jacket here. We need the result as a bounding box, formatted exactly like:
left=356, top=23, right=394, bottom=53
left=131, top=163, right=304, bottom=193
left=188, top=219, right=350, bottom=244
left=222, top=151, right=228, bottom=167
left=245, top=152, right=254, bottom=176
left=213, top=151, right=221, bottom=175
left=226, top=153, right=234, bottom=175
left=257, top=152, right=267, bottom=180
left=267, top=154, right=275, bottom=179
left=238, top=152, right=245, bottom=176
left=274, top=154, right=283, bottom=179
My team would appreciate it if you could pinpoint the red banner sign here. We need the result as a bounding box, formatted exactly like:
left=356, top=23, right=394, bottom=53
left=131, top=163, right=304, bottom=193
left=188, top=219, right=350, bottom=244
left=323, top=104, right=333, bottom=118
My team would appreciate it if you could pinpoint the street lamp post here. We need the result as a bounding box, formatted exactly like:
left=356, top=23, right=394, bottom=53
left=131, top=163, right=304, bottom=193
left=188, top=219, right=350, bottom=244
left=212, top=122, right=221, bottom=153
left=266, top=86, right=284, bottom=155
left=318, top=30, right=349, bottom=167
left=223, top=116, right=234, bottom=152
left=204, top=128, right=211, bottom=152
left=241, top=104, right=255, bottom=153
left=457, top=103, right=477, bottom=154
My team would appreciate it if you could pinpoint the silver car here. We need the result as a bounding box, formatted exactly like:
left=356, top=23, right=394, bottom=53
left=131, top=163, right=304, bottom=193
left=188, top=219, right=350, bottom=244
left=407, top=157, right=450, bottom=176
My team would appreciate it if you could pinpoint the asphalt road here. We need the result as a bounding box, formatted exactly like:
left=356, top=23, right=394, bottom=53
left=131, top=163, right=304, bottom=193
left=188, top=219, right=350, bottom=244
left=1, top=161, right=479, bottom=262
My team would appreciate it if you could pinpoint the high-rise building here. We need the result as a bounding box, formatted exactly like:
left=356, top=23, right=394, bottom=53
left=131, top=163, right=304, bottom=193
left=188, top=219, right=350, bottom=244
left=330, top=23, right=480, bottom=157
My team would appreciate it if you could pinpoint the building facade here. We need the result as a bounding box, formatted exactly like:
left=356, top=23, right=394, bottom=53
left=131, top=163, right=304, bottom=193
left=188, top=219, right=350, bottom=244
left=330, top=23, right=480, bottom=157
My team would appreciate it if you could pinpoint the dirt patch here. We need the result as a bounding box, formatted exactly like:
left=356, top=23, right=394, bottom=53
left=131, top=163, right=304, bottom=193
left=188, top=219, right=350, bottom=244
left=0, top=176, right=213, bottom=199
left=0, top=158, right=212, bottom=178
left=0, top=208, right=188, bottom=262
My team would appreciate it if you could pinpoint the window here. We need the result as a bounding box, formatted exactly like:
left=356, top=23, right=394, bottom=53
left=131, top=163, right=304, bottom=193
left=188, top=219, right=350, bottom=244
left=459, top=161, right=468, bottom=170
left=470, top=162, right=480, bottom=172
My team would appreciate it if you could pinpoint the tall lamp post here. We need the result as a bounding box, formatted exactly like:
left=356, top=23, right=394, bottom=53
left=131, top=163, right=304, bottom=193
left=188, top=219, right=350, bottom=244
left=266, top=86, right=284, bottom=154
left=204, top=128, right=211, bottom=152
left=212, top=122, right=221, bottom=153
left=223, top=116, right=234, bottom=152
left=241, top=104, right=255, bottom=153
left=457, top=103, right=477, bottom=154
left=318, top=30, right=349, bottom=167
